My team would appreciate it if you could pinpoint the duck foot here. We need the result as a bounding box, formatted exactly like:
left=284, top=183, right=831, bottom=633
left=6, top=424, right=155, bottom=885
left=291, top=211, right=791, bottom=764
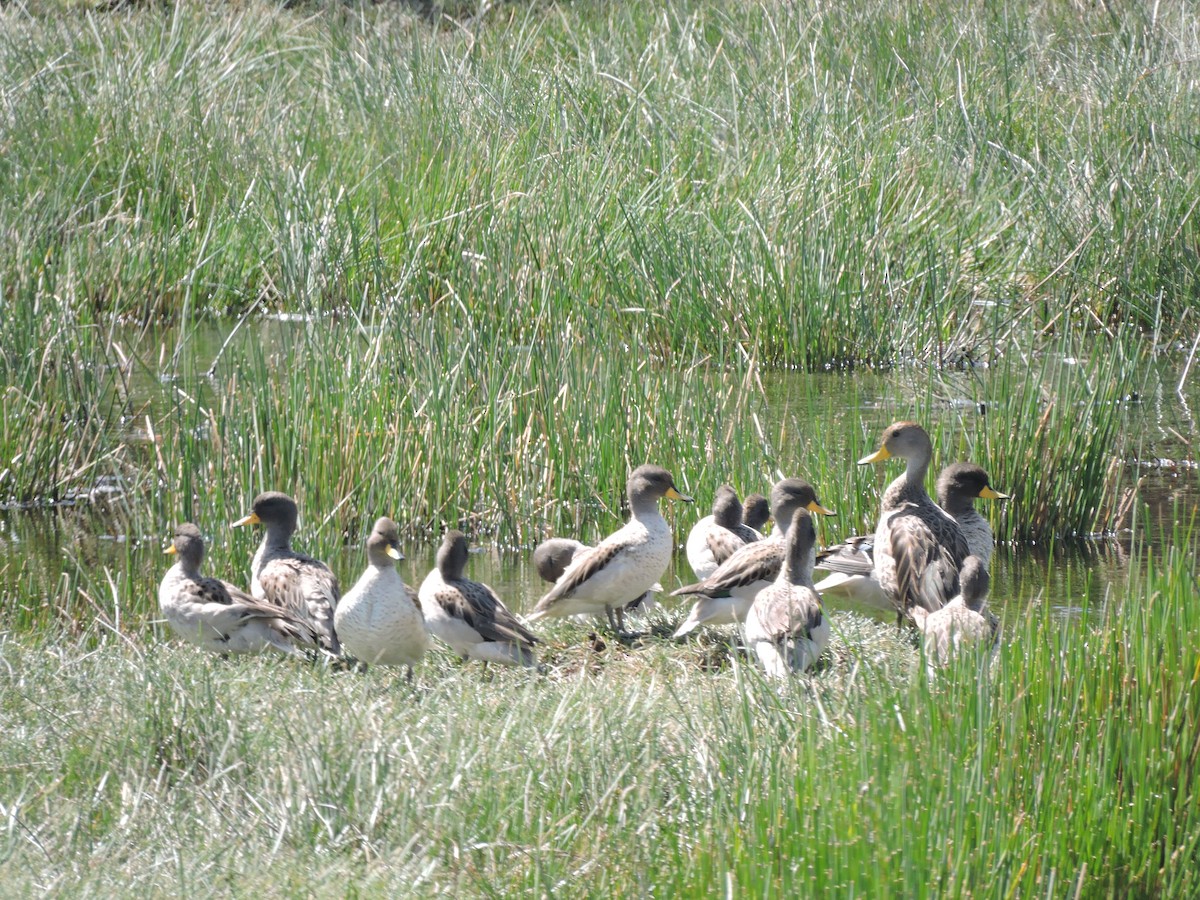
left=606, top=605, right=645, bottom=641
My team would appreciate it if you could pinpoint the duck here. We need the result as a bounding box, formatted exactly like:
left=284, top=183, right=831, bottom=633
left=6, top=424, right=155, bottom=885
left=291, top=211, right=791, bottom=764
left=685, top=485, right=763, bottom=581
left=527, top=464, right=693, bottom=634
left=741, top=492, right=771, bottom=537
left=671, top=479, right=835, bottom=637
left=532, top=538, right=589, bottom=584
left=812, top=535, right=890, bottom=612
left=232, top=492, right=341, bottom=655
left=334, top=517, right=430, bottom=681
left=935, top=463, right=1009, bottom=566
left=815, top=460, right=1009, bottom=614
left=158, top=523, right=319, bottom=657
left=911, top=555, right=997, bottom=667
left=419, top=529, right=540, bottom=668
left=857, top=422, right=969, bottom=622
left=532, top=536, right=658, bottom=622
left=743, top=508, right=829, bottom=677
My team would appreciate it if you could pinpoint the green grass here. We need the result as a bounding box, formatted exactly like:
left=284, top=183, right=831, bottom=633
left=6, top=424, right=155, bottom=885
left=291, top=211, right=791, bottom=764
left=0, top=3, right=1197, bottom=893
left=0, top=0, right=1191, bottom=543
left=2, top=0, right=1198, bottom=343
left=1, top=546, right=1197, bottom=895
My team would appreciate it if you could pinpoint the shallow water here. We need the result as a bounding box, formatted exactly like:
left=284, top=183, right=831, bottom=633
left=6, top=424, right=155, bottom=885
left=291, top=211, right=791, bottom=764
left=1, top=316, right=1196, bottom=631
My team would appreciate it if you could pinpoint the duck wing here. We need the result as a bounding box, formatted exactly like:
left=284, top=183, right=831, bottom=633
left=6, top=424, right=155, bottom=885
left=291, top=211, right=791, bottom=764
left=885, top=504, right=969, bottom=614
left=673, top=539, right=784, bottom=598
left=815, top=534, right=874, bottom=576
left=437, top=579, right=539, bottom=648
left=195, top=576, right=321, bottom=647
left=533, top=539, right=626, bottom=610
left=753, top=587, right=823, bottom=641
left=705, top=527, right=747, bottom=568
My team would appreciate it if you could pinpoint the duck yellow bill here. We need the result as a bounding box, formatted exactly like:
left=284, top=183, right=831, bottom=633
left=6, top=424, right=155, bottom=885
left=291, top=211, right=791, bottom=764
left=979, top=486, right=1010, bottom=500
left=807, top=501, right=836, bottom=516
left=386, top=546, right=404, bottom=560
left=857, top=446, right=891, bottom=465
left=231, top=512, right=261, bottom=527
left=163, top=543, right=176, bottom=555
left=665, top=487, right=694, bottom=502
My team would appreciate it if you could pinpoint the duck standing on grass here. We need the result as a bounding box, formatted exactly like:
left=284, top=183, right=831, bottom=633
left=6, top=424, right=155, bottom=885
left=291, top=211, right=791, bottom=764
left=815, top=462, right=1009, bottom=614
left=743, top=508, right=829, bottom=677
left=911, top=555, right=996, bottom=668
left=527, top=465, right=693, bottom=636
left=420, top=530, right=540, bottom=668
left=159, top=523, right=319, bottom=657
left=685, top=485, right=763, bottom=581
left=857, top=422, right=969, bottom=624
left=335, top=517, right=429, bottom=682
left=671, top=479, right=835, bottom=638
left=232, top=492, right=341, bottom=656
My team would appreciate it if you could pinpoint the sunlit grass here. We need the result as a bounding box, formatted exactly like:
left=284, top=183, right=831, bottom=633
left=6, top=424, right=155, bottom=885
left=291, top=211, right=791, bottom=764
left=2, top=0, right=1198, bottom=342
left=1, top=3, right=1197, bottom=890
left=1, top=543, right=1197, bottom=895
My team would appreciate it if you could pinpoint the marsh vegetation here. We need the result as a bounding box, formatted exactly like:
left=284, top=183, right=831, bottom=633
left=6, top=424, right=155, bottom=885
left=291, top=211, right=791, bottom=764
left=1, top=0, right=1198, bottom=894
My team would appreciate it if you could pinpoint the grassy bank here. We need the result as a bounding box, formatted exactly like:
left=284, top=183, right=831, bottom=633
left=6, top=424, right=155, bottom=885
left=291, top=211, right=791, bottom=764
left=2, top=3, right=1196, bottom=895
left=1, top=545, right=1197, bottom=895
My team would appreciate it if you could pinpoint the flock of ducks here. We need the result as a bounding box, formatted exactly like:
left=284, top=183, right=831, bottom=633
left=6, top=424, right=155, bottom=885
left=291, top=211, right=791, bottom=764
left=158, top=421, right=1009, bottom=680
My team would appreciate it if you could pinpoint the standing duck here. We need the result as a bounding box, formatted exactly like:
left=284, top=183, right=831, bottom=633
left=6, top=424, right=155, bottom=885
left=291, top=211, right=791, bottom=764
left=335, top=517, right=430, bottom=681
left=532, top=536, right=657, bottom=622
left=528, top=465, right=693, bottom=634
left=159, top=523, right=319, bottom=657
left=744, top=508, right=829, bottom=677
left=232, top=492, right=341, bottom=655
left=420, top=530, right=540, bottom=668
left=858, top=422, right=968, bottom=622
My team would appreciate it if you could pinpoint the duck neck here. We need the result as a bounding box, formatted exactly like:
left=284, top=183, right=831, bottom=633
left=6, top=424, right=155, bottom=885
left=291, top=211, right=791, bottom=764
left=260, top=524, right=294, bottom=553
left=882, top=457, right=931, bottom=511
left=782, top=542, right=814, bottom=587
left=904, top=453, right=930, bottom=488
left=176, top=557, right=202, bottom=579
left=771, top=511, right=792, bottom=541
left=437, top=541, right=468, bottom=581
left=629, top=495, right=663, bottom=521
